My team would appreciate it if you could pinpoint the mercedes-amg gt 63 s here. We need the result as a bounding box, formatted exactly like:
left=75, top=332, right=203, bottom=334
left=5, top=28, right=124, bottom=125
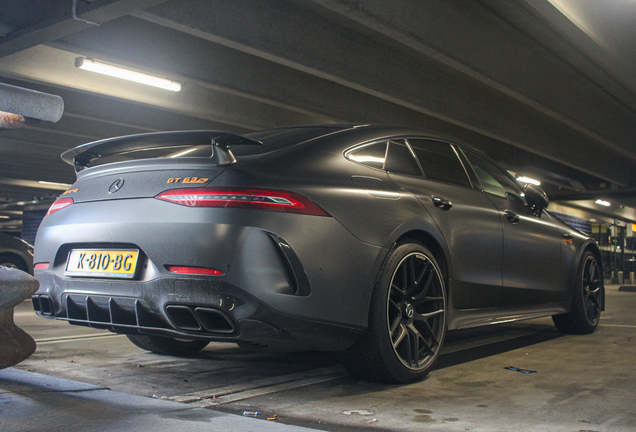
left=32, top=125, right=603, bottom=383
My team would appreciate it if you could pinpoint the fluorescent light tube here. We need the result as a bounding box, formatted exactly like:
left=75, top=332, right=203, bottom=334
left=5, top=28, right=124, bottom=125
left=595, top=199, right=611, bottom=207
left=38, top=181, right=72, bottom=188
left=516, top=176, right=541, bottom=186
left=76, top=58, right=181, bottom=92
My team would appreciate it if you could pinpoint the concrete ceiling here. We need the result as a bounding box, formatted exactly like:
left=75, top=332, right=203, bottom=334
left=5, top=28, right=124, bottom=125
left=1, top=0, right=636, bottom=231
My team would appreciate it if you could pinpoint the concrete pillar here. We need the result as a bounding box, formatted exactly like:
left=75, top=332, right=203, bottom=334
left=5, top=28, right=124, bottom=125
left=0, top=267, right=39, bottom=369
left=618, top=271, right=624, bottom=285
left=630, top=272, right=635, bottom=285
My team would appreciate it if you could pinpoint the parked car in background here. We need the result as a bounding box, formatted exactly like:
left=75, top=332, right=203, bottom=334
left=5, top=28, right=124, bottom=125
left=31, top=125, right=603, bottom=383
left=0, top=232, right=34, bottom=274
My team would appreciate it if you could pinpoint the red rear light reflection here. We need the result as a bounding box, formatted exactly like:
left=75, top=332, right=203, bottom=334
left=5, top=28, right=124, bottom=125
left=46, top=197, right=74, bottom=216
left=155, top=187, right=330, bottom=217
left=166, top=266, right=224, bottom=276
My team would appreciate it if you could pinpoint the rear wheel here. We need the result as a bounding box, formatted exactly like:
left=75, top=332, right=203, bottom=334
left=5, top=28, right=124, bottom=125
left=126, top=334, right=209, bottom=356
left=342, top=241, right=447, bottom=383
left=553, top=251, right=602, bottom=334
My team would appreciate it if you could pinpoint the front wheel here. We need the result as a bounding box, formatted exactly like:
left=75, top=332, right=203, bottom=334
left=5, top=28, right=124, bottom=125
left=126, top=334, right=209, bottom=356
left=553, top=251, right=602, bottom=334
left=342, top=241, right=447, bottom=383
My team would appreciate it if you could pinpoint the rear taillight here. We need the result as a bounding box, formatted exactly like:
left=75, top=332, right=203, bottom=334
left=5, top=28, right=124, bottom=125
left=155, top=187, right=330, bottom=217
left=166, top=266, right=224, bottom=276
left=46, top=197, right=74, bottom=216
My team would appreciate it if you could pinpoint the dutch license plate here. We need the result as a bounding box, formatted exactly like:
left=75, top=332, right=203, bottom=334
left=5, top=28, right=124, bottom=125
left=66, top=249, right=139, bottom=278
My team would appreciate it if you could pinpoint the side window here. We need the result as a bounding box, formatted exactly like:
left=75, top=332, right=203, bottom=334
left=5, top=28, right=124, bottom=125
left=384, top=140, right=421, bottom=176
left=464, top=152, right=525, bottom=203
left=408, top=139, right=471, bottom=187
left=345, top=141, right=387, bottom=170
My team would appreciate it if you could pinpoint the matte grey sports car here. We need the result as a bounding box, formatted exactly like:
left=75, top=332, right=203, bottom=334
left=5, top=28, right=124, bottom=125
left=32, top=125, right=603, bottom=383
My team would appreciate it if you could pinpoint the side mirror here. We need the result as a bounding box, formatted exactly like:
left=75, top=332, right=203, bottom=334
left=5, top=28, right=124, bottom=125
left=523, top=184, right=549, bottom=216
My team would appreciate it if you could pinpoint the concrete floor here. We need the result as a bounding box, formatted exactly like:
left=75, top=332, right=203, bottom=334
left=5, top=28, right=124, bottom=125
left=5, top=285, right=636, bottom=431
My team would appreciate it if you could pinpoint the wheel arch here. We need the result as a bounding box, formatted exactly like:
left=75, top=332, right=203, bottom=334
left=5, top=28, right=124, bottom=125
left=382, top=223, right=453, bottom=291
left=396, top=231, right=450, bottom=287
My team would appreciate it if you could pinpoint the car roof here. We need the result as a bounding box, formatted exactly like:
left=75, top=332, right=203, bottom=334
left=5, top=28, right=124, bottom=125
left=255, top=124, right=483, bottom=155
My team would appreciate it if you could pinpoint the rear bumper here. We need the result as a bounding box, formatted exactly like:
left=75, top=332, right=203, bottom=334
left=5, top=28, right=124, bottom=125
left=32, top=273, right=363, bottom=351
left=33, top=199, right=385, bottom=349
left=35, top=199, right=384, bottom=326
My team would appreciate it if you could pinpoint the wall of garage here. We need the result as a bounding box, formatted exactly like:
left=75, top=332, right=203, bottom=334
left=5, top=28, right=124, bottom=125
left=550, top=202, right=635, bottom=283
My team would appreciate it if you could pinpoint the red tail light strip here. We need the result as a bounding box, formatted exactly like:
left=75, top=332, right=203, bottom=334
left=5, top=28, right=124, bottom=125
left=34, top=263, right=50, bottom=270
left=166, top=266, right=224, bottom=276
left=155, top=187, right=330, bottom=217
left=46, top=197, right=74, bottom=216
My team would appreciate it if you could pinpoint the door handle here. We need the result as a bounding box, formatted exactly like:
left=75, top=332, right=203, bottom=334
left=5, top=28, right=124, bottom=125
left=432, top=196, right=452, bottom=210
left=504, top=210, right=520, bottom=224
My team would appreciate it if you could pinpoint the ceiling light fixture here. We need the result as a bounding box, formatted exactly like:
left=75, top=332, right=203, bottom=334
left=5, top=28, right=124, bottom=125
left=516, top=176, right=541, bottom=186
left=595, top=199, right=611, bottom=207
left=75, top=58, right=181, bottom=92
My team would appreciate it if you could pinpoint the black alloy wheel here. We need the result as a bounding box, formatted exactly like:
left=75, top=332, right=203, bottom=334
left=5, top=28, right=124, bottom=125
left=580, top=254, right=602, bottom=325
left=388, top=251, right=446, bottom=371
left=342, top=241, right=446, bottom=383
left=553, top=251, right=602, bottom=334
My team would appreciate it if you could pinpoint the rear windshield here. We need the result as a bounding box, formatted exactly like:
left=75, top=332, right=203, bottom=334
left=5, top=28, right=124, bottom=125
left=80, top=127, right=341, bottom=168
left=238, top=127, right=343, bottom=156
left=86, top=145, right=213, bottom=166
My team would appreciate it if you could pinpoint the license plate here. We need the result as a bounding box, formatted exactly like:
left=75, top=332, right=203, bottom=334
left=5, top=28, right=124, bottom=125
left=66, top=249, right=139, bottom=278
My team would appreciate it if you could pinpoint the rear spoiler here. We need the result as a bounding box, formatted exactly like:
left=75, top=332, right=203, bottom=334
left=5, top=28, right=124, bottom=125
left=61, top=130, right=262, bottom=172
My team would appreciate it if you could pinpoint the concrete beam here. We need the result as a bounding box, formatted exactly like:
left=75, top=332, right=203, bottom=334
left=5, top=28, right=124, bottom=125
left=0, top=178, right=70, bottom=191
left=0, top=185, right=61, bottom=202
left=513, top=0, right=636, bottom=104
left=0, top=136, right=70, bottom=160
left=0, top=0, right=172, bottom=58
left=0, top=45, right=320, bottom=131
left=0, top=155, right=75, bottom=183
left=309, top=0, right=636, bottom=156
left=136, top=0, right=636, bottom=185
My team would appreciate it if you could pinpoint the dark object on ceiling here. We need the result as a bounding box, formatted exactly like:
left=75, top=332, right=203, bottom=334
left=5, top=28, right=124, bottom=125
left=0, top=82, right=63, bottom=123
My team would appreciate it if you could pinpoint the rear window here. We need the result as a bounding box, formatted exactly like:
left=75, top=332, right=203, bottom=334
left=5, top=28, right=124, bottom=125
left=72, top=127, right=342, bottom=169
left=408, top=139, right=471, bottom=187
left=345, top=141, right=387, bottom=170
left=238, top=127, right=344, bottom=157
left=86, top=145, right=214, bottom=166
left=384, top=140, right=421, bottom=176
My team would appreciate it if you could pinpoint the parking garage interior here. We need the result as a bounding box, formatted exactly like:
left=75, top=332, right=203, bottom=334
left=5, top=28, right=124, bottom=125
left=1, top=1, right=636, bottom=431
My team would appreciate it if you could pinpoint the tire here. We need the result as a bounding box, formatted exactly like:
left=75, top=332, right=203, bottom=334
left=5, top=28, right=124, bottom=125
left=342, top=241, right=447, bottom=383
left=126, top=334, right=209, bottom=356
left=553, top=251, right=602, bottom=334
left=0, top=253, right=28, bottom=273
